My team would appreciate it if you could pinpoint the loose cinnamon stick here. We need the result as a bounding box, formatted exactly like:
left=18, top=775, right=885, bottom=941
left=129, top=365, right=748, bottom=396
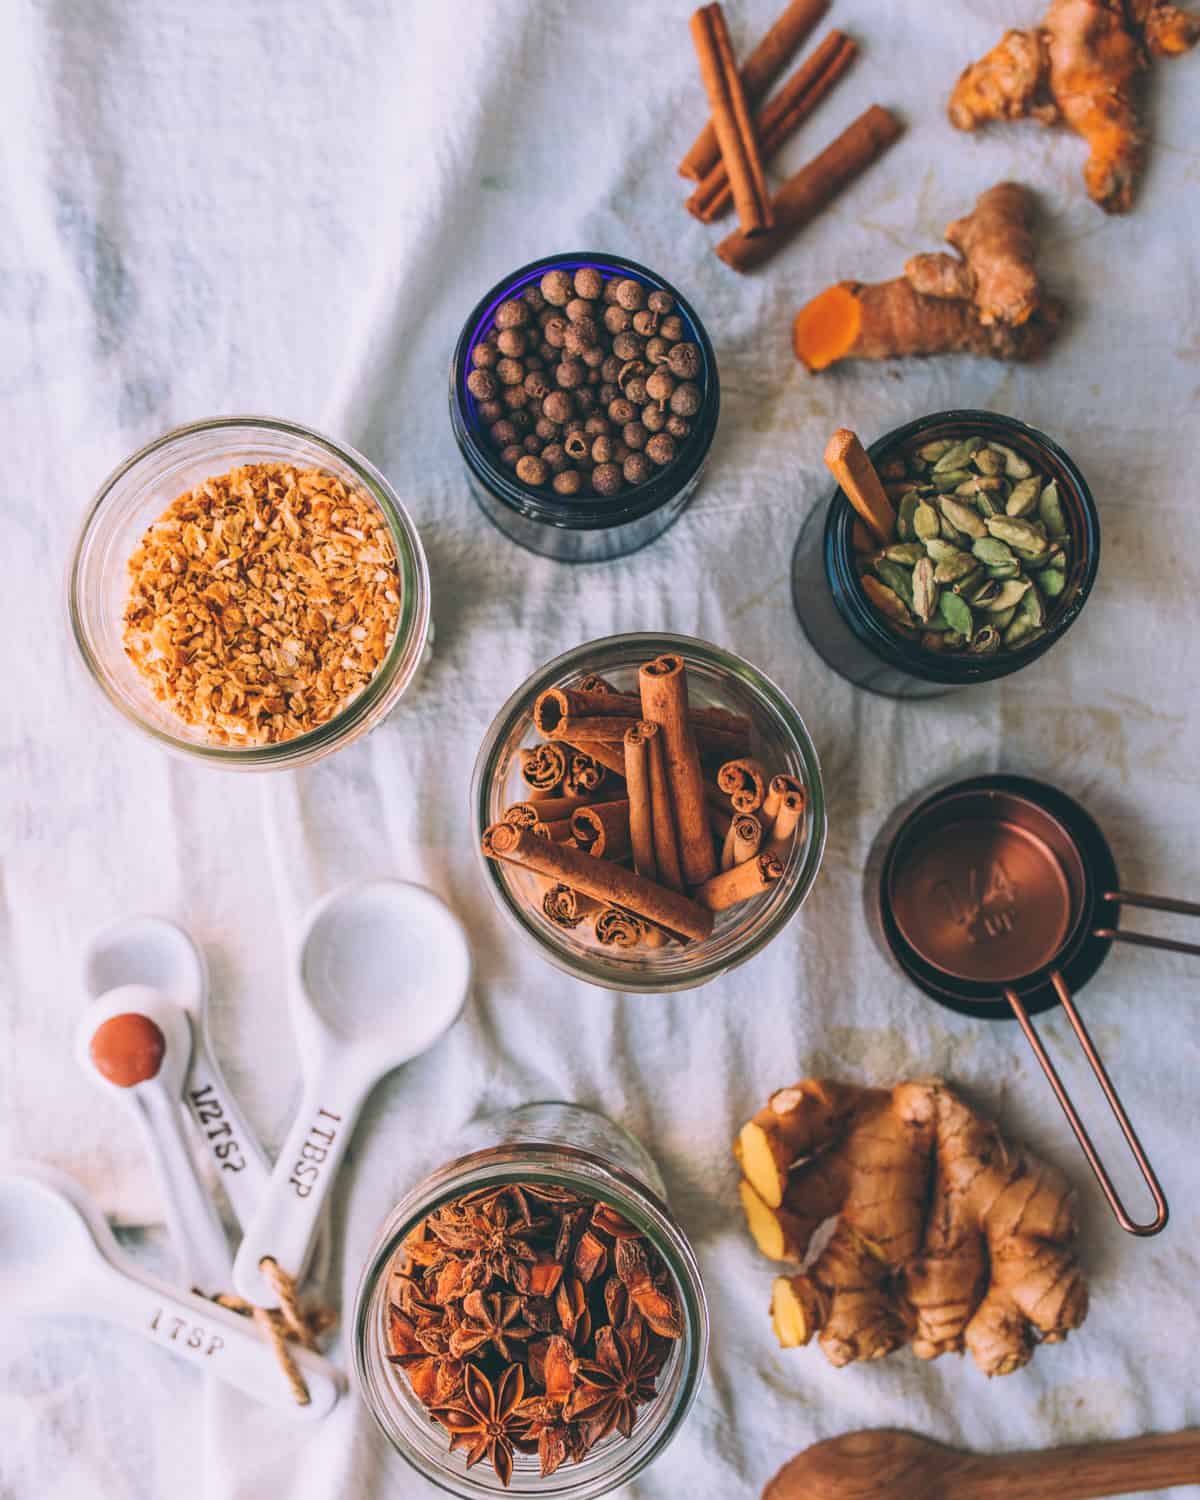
left=537, top=686, right=751, bottom=746
left=679, top=0, right=828, bottom=180
left=624, top=724, right=658, bottom=882
left=570, top=799, right=632, bottom=860
left=482, top=824, right=714, bottom=942
left=722, top=812, right=764, bottom=870
left=511, top=794, right=598, bottom=822
left=546, top=715, right=641, bottom=744
left=562, top=740, right=626, bottom=781
left=765, top=788, right=806, bottom=861
left=690, top=4, right=775, bottom=237
left=716, top=757, right=770, bottom=813
left=646, top=728, right=685, bottom=893
left=694, top=851, right=785, bottom=912
left=543, top=884, right=601, bottom=930
left=594, top=907, right=647, bottom=949
left=521, top=743, right=568, bottom=794
left=687, top=31, right=858, bottom=223
left=716, top=105, right=903, bottom=273
left=763, top=773, right=805, bottom=825
left=639, top=655, right=717, bottom=887
left=503, top=804, right=574, bottom=842
left=824, top=428, right=896, bottom=545
left=577, top=673, right=618, bottom=694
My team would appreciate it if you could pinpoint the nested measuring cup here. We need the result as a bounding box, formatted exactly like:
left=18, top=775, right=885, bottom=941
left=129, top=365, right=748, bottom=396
left=878, top=775, right=1200, bottom=1237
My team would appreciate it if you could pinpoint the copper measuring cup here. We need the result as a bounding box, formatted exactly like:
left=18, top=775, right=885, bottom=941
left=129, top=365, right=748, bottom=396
left=880, top=777, right=1200, bottom=1237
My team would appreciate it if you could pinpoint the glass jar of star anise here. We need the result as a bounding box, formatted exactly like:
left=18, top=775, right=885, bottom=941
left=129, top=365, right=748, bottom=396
left=352, top=1104, right=708, bottom=1496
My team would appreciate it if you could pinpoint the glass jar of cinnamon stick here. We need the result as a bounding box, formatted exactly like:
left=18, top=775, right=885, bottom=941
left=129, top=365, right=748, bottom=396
left=790, top=409, right=1100, bottom=699
left=450, top=254, right=720, bottom=562
left=352, top=1102, right=707, bottom=1497
left=472, top=633, right=825, bottom=992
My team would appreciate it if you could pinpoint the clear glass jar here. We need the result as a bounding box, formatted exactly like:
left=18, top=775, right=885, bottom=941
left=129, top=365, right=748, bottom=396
left=791, top=409, right=1100, bottom=699
left=472, top=632, right=826, bottom=992
left=352, top=1103, right=708, bottom=1498
left=449, top=254, right=720, bottom=563
left=68, top=416, right=432, bottom=769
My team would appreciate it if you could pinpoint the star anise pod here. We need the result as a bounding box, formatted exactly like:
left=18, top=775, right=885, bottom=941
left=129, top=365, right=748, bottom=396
left=429, top=1200, right=540, bottom=1291
left=591, top=1201, right=641, bottom=1240
left=615, top=1237, right=683, bottom=1339
left=386, top=1306, right=424, bottom=1365
left=449, top=1290, right=535, bottom=1361
left=430, top=1362, right=526, bottom=1486
left=573, top=1229, right=608, bottom=1283
left=564, top=1327, right=658, bottom=1441
left=512, top=1395, right=589, bottom=1478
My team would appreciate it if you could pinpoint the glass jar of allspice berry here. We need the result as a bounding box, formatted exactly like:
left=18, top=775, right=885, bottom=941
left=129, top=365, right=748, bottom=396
left=450, top=253, right=720, bottom=563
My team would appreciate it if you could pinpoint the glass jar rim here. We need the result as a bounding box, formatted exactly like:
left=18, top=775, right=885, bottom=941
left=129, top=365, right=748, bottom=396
left=471, top=631, right=827, bottom=991
left=67, top=414, right=431, bottom=767
left=449, top=253, right=720, bottom=532
left=352, top=1140, right=709, bottom=1498
left=824, top=408, right=1100, bottom=686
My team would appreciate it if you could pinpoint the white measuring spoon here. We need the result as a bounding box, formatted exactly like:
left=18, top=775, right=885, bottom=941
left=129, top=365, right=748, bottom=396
left=85, top=917, right=268, bottom=1227
left=232, top=881, right=470, bottom=1307
left=0, top=1163, right=342, bottom=1418
left=75, top=985, right=233, bottom=1297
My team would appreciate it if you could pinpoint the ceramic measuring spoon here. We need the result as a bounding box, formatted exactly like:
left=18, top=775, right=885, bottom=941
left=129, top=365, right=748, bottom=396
left=76, top=984, right=233, bottom=1296
left=232, top=881, right=470, bottom=1307
left=0, top=1164, right=341, bottom=1418
left=85, top=917, right=269, bottom=1227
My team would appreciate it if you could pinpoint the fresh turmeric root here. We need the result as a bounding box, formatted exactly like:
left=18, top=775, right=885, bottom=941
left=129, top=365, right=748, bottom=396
left=793, top=183, right=1063, bottom=373
left=735, top=1077, right=1088, bottom=1377
left=950, top=0, right=1200, bottom=213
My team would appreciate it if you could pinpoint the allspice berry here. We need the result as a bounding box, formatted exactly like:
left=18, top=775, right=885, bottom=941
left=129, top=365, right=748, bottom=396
left=535, top=416, right=559, bottom=441
left=646, top=432, right=676, bottom=466
left=553, top=468, right=583, bottom=496
left=496, top=357, right=525, bottom=387
left=542, top=443, right=568, bottom=472
left=472, top=342, right=498, bottom=369
left=666, top=415, right=691, bottom=439
left=502, top=385, right=527, bottom=410
left=516, top=454, right=548, bottom=486
left=601, top=356, right=622, bottom=383
left=522, top=433, right=541, bottom=454
left=607, top=397, right=636, bottom=425
left=495, top=298, right=530, bottom=330
left=540, top=270, right=573, bottom=306
left=467, top=370, right=497, bottom=401
left=623, top=420, right=648, bottom=450
left=543, top=316, right=569, bottom=348
left=645, top=370, right=675, bottom=406
left=581, top=343, right=606, bottom=369
left=592, top=435, right=615, bottom=464
left=574, top=266, right=604, bottom=300
left=604, top=305, right=631, bottom=335
left=522, top=285, right=547, bottom=313
left=632, top=310, right=658, bottom=338
left=593, top=462, right=623, bottom=495
left=524, top=370, right=552, bottom=400
left=478, top=400, right=503, bottom=424
left=611, top=332, right=644, bottom=362
left=647, top=289, right=674, bottom=314
left=542, top=391, right=572, bottom=424
left=555, top=359, right=586, bottom=390
left=623, top=374, right=648, bottom=404
left=641, top=403, right=666, bottom=433
left=645, top=337, right=670, bottom=366
left=660, top=314, right=685, bottom=341
left=670, top=382, right=701, bottom=417
left=615, top=278, right=645, bottom=311
left=667, top=342, right=701, bottom=379
left=497, top=328, right=527, bottom=357
left=564, top=431, right=589, bottom=461
left=491, top=419, right=518, bottom=446
left=565, top=298, right=594, bottom=324
left=584, top=415, right=610, bottom=436
left=563, top=319, right=599, bottom=356
left=624, top=452, right=652, bottom=485
left=499, top=443, right=523, bottom=467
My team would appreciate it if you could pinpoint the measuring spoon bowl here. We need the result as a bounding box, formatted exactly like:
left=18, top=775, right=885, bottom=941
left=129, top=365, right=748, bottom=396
left=0, top=1164, right=342, bottom=1418
left=232, top=881, right=470, bottom=1307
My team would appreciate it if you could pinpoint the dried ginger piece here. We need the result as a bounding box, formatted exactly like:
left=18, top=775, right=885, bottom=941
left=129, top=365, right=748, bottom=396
left=735, top=1077, right=1087, bottom=1377
left=122, top=463, right=400, bottom=746
left=949, top=0, right=1200, bottom=213
left=793, top=182, right=1063, bottom=373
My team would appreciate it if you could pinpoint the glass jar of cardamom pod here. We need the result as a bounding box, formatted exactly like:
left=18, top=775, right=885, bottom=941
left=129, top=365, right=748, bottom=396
left=352, top=1102, right=708, bottom=1498
left=791, top=410, right=1100, bottom=699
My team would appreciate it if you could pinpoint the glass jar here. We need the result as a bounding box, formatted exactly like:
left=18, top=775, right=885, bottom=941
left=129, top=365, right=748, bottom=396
left=449, top=253, right=720, bottom=563
left=353, top=1102, right=708, bottom=1498
left=69, top=416, right=432, bottom=769
left=472, top=632, right=826, bottom=992
left=791, top=409, right=1100, bottom=699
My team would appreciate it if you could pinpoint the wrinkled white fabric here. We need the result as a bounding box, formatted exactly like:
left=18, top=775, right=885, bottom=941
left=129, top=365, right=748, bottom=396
left=2, top=1, right=1198, bottom=1496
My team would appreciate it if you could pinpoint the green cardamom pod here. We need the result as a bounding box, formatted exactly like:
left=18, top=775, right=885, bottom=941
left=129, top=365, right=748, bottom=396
left=1038, top=568, right=1067, bottom=598
left=985, top=560, right=1022, bottom=580
left=990, top=442, right=1033, bottom=479
left=966, top=578, right=1001, bottom=607
left=924, top=538, right=965, bottom=563
left=938, top=495, right=988, bottom=538
left=938, top=591, right=974, bottom=640
left=1039, top=479, right=1068, bottom=538
left=1005, top=476, right=1042, bottom=517
left=916, top=438, right=954, bottom=464
left=950, top=567, right=984, bottom=595
left=983, top=579, right=1031, bottom=612
left=985, top=515, right=1048, bottom=553
left=989, top=604, right=1019, bottom=631
left=974, top=446, right=1006, bottom=476
left=884, top=542, right=927, bottom=566
left=933, top=469, right=974, bottom=493
left=861, top=574, right=913, bottom=625
left=934, top=552, right=979, bottom=584
left=914, top=502, right=941, bottom=541
left=969, top=625, right=1002, bottom=654
left=933, top=437, right=982, bottom=473
left=874, top=559, right=916, bottom=607
left=912, top=557, right=938, bottom=623
left=896, top=491, right=920, bottom=542
left=972, top=536, right=1015, bottom=567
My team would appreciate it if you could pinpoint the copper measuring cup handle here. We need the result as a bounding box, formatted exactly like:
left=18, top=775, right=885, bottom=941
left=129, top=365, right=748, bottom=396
left=1005, top=977, right=1169, bottom=1236
left=1093, top=889, right=1200, bottom=958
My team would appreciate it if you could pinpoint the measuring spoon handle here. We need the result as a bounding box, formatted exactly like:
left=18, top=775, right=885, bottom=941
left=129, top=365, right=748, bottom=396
left=961, top=1429, right=1200, bottom=1500
left=232, top=1056, right=370, bottom=1308
left=136, top=1088, right=234, bottom=1297
left=184, top=1036, right=271, bottom=1222
left=91, top=1260, right=343, bottom=1418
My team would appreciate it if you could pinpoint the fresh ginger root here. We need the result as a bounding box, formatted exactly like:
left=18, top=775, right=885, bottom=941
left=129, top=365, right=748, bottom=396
left=950, top=0, right=1200, bottom=213
left=735, top=1077, right=1088, bottom=1376
left=793, top=183, right=1063, bottom=373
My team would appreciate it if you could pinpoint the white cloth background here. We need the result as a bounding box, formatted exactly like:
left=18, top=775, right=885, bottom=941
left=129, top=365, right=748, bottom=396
left=2, top=1, right=1198, bottom=1496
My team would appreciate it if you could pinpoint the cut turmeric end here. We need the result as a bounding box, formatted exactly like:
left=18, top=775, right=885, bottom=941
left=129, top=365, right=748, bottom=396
left=793, top=284, right=863, bottom=372
left=739, top=1179, right=807, bottom=1262
left=770, top=1275, right=825, bottom=1348
left=737, top=1120, right=791, bottom=1208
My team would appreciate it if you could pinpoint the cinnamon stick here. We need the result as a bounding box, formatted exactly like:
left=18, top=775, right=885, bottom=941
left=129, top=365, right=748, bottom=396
left=716, top=757, right=770, bottom=813
left=536, top=686, right=751, bottom=745
left=562, top=740, right=626, bottom=781
left=694, top=851, right=785, bottom=912
left=594, top=907, right=647, bottom=949
left=690, top=4, right=775, bottom=236
left=482, top=823, right=714, bottom=942
left=639, top=655, right=718, bottom=887
left=543, top=884, right=601, bottom=931
left=646, top=728, right=685, bottom=893
left=716, top=105, right=903, bottom=273
left=722, top=812, right=764, bottom=870
left=763, top=773, right=805, bottom=825
left=503, top=804, right=574, bottom=842
left=765, top=787, right=806, bottom=861
left=570, top=800, right=632, bottom=860
left=687, top=31, right=857, bottom=223
left=546, top=715, right=641, bottom=744
left=823, top=428, right=896, bottom=546
left=521, top=743, right=568, bottom=794
left=511, top=794, right=599, bottom=822
left=679, top=0, right=828, bottom=180
left=624, top=724, right=658, bottom=882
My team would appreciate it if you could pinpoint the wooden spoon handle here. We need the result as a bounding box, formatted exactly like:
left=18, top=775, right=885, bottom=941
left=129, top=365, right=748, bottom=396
left=964, top=1429, right=1200, bottom=1500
